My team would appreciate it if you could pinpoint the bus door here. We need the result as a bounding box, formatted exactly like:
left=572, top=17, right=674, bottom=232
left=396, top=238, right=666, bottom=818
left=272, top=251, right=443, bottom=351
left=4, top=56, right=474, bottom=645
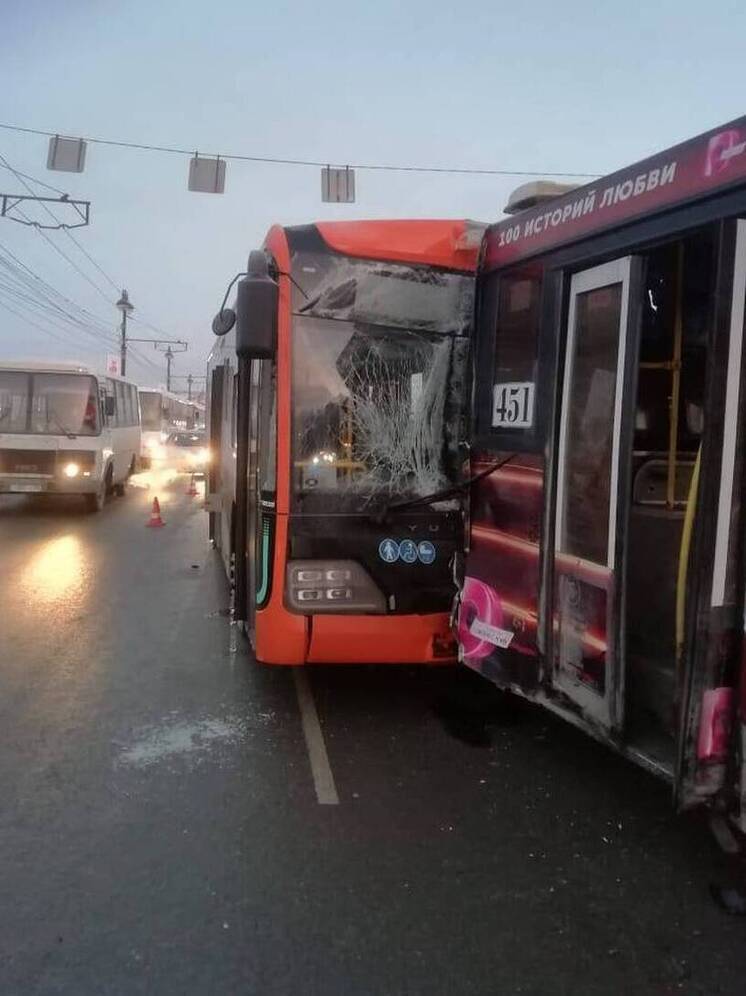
left=207, top=365, right=224, bottom=545
left=238, top=357, right=275, bottom=644
left=552, top=256, right=644, bottom=734
left=676, top=219, right=746, bottom=812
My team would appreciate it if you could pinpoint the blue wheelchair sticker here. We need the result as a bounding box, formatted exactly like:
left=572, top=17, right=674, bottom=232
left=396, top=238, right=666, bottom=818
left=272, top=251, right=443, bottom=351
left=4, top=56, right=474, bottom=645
left=378, top=538, right=400, bottom=564
left=399, top=539, right=418, bottom=564
left=417, top=540, right=436, bottom=565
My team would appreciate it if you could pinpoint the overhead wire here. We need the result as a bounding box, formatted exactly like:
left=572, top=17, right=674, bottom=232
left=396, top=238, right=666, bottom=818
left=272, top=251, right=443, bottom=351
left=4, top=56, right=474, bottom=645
left=0, top=120, right=599, bottom=179
left=0, top=240, right=118, bottom=344
left=0, top=156, right=181, bottom=379
left=1, top=154, right=185, bottom=348
left=0, top=165, right=66, bottom=195
left=0, top=295, right=88, bottom=349
left=0, top=152, right=117, bottom=305
left=0, top=278, right=116, bottom=347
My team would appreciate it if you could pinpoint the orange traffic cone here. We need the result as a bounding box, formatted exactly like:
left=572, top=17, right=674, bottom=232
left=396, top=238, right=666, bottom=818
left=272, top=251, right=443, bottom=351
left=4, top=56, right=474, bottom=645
left=186, top=473, right=198, bottom=497
left=146, top=496, right=165, bottom=527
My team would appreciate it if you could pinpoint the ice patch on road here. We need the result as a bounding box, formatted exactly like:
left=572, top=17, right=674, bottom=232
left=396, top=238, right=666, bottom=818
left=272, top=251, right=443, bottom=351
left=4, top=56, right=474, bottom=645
left=116, top=711, right=273, bottom=769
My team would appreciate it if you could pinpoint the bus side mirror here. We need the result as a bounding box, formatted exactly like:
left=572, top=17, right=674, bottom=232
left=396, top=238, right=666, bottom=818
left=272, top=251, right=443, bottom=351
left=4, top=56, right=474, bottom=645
left=235, top=251, right=278, bottom=360
left=212, top=309, right=235, bottom=336
left=105, top=396, right=116, bottom=417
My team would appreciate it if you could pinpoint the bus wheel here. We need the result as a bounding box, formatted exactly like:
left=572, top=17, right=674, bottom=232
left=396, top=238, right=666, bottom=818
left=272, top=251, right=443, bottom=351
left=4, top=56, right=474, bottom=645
left=114, top=457, right=136, bottom=496
left=85, top=477, right=107, bottom=513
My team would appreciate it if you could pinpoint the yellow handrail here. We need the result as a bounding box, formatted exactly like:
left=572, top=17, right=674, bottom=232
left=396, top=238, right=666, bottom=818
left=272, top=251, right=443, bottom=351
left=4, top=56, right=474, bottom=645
left=675, top=445, right=701, bottom=667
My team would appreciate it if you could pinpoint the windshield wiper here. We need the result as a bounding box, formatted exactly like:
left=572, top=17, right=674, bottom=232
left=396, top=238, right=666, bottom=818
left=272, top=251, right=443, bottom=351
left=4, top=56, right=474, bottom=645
left=47, top=409, right=77, bottom=439
left=372, top=453, right=517, bottom=525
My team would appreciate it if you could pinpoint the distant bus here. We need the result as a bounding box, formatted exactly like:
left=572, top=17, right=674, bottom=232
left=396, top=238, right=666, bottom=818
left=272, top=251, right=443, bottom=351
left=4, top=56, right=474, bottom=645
left=138, top=387, right=197, bottom=465
left=460, top=114, right=746, bottom=828
left=207, top=219, right=480, bottom=665
left=0, top=361, right=141, bottom=512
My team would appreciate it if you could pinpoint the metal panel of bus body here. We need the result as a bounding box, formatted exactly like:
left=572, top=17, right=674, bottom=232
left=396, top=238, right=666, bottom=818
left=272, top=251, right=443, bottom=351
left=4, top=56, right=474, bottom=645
left=552, top=256, right=643, bottom=734
left=676, top=218, right=746, bottom=811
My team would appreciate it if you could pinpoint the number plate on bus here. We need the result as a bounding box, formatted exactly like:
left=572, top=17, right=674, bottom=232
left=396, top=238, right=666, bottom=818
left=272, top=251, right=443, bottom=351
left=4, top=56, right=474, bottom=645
left=492, top=381, right=535, bottom=429
left=10, top=483, right=44, bottom=493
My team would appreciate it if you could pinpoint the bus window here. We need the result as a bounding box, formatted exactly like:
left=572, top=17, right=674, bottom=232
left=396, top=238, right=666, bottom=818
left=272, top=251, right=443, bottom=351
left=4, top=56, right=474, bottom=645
left=292, top=317, right=456, bottom=507
left=30, top=373, right=101, bottom=436
left=231, top=374, right=238, bottom=449
left=0, top=371, right=30, bottom=432
left=121, top=383, right=131, bottom=425
left=260, top=371, right=277, bottom=496
left=561, top=283, right=622, bottom=565
left=115, top=381, right=126, bottom=427
left=490, top=266, right=542, bottom=434
left=129, top=384, right=139, bottom=425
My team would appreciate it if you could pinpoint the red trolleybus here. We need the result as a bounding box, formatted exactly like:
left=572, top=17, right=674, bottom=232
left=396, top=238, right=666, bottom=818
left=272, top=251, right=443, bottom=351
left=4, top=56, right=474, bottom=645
left=207, top=220, right=479, bottom=665
left=459, top=116, right=746, bottom=829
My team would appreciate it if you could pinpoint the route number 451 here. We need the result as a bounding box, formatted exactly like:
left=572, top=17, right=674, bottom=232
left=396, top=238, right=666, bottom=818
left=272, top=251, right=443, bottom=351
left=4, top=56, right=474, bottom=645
left=492, top=381, right=535, bottom=428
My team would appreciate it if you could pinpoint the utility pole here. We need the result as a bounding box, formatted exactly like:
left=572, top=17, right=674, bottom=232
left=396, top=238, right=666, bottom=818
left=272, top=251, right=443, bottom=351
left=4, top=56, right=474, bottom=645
left=170, top=374, right=205, bottom=403
left=115, top=290, right=134, bottom=376
left=165, top=347, right=174, bottom=392
left=127, top=336, right=187, bottom=384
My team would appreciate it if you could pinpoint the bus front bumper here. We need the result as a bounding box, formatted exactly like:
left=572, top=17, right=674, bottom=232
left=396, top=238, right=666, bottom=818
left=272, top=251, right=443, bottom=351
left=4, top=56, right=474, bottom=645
left=305, top=612, right=457, bottom=664
left=0, top=474, right=102, bottom=495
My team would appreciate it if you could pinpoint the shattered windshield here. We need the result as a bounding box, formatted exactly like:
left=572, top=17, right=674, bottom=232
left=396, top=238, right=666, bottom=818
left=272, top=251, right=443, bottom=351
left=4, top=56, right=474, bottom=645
left=290, top=251, right=474, bottom=512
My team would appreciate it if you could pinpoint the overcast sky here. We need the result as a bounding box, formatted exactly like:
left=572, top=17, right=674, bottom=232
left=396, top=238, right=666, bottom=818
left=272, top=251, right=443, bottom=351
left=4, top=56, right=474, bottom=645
left=0, top=0, right=744, bottom=388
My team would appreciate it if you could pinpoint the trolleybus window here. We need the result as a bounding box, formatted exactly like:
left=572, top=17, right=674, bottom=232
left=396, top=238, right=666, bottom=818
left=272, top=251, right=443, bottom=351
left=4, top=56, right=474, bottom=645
left=290, top=254, right=473, bottom=512
left=490, top=266, right=542, bottom=432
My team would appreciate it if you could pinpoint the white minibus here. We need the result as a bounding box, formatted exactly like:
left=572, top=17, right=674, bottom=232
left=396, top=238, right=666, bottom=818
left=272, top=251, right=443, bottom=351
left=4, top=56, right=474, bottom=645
left=0, top=361, right=141, bottom=512
left=138, top=387, right=196, bottom=466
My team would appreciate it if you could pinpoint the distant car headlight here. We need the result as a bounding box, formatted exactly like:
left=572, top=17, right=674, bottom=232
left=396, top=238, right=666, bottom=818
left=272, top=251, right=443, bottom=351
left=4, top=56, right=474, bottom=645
left=63, top=462, right=80, bottom=478
left=188, top=448, right=210, bottom=465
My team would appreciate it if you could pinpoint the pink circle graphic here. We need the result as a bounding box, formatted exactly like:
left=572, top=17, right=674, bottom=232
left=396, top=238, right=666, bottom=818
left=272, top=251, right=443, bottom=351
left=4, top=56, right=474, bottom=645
left=458, top=576, right=504, bottom=661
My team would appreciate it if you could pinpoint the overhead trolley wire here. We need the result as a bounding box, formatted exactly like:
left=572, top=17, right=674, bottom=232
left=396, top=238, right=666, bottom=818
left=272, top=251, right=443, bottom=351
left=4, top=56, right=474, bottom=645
left=0, top=121, right=599, bottom=179
left=0, top=152, right=118, bottom=304
left=0, top=240, right=117, bottom=343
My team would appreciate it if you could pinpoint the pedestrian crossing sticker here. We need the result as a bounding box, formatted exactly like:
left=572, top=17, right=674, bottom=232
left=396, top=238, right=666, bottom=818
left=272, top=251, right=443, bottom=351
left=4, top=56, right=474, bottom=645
left=378, top=538, right=400, bottom=563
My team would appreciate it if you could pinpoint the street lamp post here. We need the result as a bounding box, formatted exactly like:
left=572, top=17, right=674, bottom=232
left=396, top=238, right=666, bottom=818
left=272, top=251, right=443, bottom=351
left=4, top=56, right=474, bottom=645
left=115, top=289, right=134, bottom=376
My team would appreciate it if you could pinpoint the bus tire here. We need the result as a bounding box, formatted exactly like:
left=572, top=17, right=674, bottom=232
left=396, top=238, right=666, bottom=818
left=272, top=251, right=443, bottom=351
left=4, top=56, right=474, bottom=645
left=113, top=460, right=133, bottom=497
left=85, top=475, right=107, bottom=513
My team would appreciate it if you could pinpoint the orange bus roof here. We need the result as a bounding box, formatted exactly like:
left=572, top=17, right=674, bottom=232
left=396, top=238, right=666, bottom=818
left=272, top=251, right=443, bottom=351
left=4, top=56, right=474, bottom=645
left=313, top=219, right=483, bottom=271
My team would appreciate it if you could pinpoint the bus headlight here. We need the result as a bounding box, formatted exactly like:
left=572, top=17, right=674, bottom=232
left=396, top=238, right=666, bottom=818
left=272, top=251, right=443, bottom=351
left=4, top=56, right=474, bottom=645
left=286, top=560, right=386, bottom=614
left=63, top=462, right=80, bottom=478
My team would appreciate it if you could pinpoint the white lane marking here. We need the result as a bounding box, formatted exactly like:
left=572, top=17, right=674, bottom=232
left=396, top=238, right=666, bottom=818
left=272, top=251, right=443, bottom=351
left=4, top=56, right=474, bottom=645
left=293, top=668, right=339, bottom=806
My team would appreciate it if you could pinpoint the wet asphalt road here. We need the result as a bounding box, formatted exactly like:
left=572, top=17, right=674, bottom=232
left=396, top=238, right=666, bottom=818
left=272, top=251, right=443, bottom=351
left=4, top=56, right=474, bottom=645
left=1, top=472, right=746, bottom=995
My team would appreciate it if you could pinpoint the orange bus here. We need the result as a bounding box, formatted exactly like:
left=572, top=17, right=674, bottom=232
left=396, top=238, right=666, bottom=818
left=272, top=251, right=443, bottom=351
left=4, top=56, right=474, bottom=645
left=207, top=220, right=480, bottom=665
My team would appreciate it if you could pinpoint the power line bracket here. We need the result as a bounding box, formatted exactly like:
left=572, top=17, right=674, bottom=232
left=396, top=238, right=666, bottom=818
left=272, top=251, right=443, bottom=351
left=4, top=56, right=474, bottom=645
left=0, top=193, right=91, bottom=229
